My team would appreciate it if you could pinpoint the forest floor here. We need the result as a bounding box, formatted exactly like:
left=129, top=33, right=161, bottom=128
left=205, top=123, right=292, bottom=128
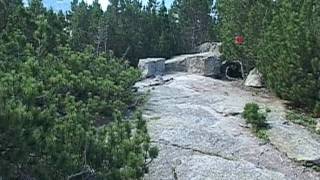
left=135, top=73, right=320, bottom=180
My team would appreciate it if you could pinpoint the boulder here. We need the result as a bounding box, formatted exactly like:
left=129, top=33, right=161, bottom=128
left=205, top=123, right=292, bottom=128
left=244, top=68, right=263, bottom=88
left=268, top=122, right=320, bottom=165
left=165, top=52, right=222, bottom=77
left=164, top=56, right=188, bottom=73
left=193, top=42, right=222, bottom=57
left=138, top=58, right=166, bottom=78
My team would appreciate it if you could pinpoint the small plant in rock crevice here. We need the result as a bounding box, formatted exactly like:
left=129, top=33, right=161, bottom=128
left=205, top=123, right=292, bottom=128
left=243, top=103, right=268, bottom=130
left=286, top=111, right=320, bottom=135
left=313, top=102, right=320, bottom=118
left=243, top=103, right=270, bottom=141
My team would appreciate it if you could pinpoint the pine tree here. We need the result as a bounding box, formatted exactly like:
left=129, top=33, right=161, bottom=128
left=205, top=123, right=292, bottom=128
left=0, top=1, right=159, bottom=178
left=216, top=0, right=273, bottom=71
left=0, top=0, right=8, bottom=31
left=105, top=0, right=145, bottom=65
left=177, top=0, right=213, bottom=51
left=33, top=14, right=50, bottom=56
left=144, top=0, right=159, bottom=56
left=168, top=0, right=184, bottom=54
left=69, top=1, right=91, bottom=51
left=158, top=0, right=174, bottom=57
left=88, top=0, right=103, bottom=54
left=217, top=0, right=319, bottom=113
left=257, top=0, right=319, bottom=110
left=28, top=0, right=46, bottom=16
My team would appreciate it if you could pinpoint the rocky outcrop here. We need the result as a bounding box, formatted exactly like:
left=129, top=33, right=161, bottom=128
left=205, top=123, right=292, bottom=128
left=165, top=52, right=222, bottom=77
left=138, top=58, right=165, bottom=78
left=134, top=76, right=174, bottom=88
left=193, top=42, right=222, bottom=56
left=244, top=68, right=263, bottom=87
left=136, top=73, right=320, bottom=180
left=175, top=155, right=286, bottom=180
left=137, top=42, right=223, bottom=78
left=268, top=120, right=320, bottom=165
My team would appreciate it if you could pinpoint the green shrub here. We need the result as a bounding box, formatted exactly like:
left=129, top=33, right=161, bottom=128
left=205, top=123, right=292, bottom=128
left=243, top=103, right=269, bottom=142
left=0, top=46, right=157, bottom=179
left=216, top=0, right=273, bottom=72
left=255, top=129, right=269, bottom=142
left=257, top=0, right=320, bottom=111
left=286, top=112, right=318, bottom=134
left=313, top=102, right=320, bottom=118
left=217, top=0, right=320, bottom=112
left=243, top=103, right=268, bottom=131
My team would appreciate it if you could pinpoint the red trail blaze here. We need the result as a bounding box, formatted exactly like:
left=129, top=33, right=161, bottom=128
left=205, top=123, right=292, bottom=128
left=235, top=35, right=244, bottom=45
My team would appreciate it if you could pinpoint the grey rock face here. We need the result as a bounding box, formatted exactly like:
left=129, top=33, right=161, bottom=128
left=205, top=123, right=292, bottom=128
left=138, top=58, right=166, bottom=78
left=193, top=42, right=222, bottom=56
left=133, top=76, right=174, bottom=89
left=268, top=119, right=320, bottom=165
left=176, top=155, right=286, bottom=180
left=165, top=53, right=221, bottom=77
left=136, top=73, right=320, bottom=180
left=244, top=68, right=263, bottom=87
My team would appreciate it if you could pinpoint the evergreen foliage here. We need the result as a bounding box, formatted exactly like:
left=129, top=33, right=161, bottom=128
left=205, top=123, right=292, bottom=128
left=67, top=0, right=216, bottom=65
left=216, top=0, right=273, bottom=71
left=217, top=0, right=320, bottom=114
left=0, top=2, right=245, bottom=177
left=0, top=0, right=162, bottom=179
left=243, top=103, right=269, bottom=141
left=172, top=0, right=214, bottom=51
left=258, top=0, right=320, bottom=112
left=242, top=103, right=268, bottom=130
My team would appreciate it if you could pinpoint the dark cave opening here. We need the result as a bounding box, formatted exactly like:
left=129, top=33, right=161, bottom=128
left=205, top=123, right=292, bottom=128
left=221, top=61, right=244, bottom=80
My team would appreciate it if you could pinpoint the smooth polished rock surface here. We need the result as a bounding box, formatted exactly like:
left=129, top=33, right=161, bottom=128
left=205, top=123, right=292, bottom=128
left=136, top=73, right=320, bottom=180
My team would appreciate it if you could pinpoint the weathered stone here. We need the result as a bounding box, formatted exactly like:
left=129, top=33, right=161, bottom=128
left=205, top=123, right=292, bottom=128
left=134, top=75, right=174, bottom=89
left=138, top=73, right=320, bottom=180
left=193, top=42, right=222, bottom=56
left=165, top=53, right=221, bottom=77
left=165, top=55, right=188, bottom=73
left=175, top=155, right=286, bottom=180
left=193, top=42, right=212, bottom=53
left=138, top=58, right=165, bottom=78
left=268, top=121, right=320, bottom=165
left=244, top=68, right=263, bottom=87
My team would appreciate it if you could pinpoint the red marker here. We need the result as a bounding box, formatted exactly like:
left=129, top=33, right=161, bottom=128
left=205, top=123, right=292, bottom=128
left=235, top=35, right=244, bottom=45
